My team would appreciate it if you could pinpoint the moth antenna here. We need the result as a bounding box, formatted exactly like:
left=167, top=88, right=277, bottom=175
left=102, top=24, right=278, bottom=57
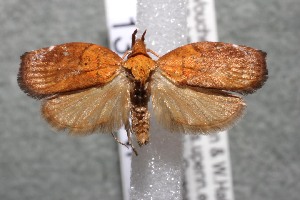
left=147, top=49, right=160, bottom=58
left=141, top=30, right=147, bottom=41
left=132, top=29, right=138, bottom=46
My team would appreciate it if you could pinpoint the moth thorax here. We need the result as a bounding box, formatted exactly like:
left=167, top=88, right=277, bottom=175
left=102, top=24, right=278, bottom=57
left=131, top=105, right=150, bottom=146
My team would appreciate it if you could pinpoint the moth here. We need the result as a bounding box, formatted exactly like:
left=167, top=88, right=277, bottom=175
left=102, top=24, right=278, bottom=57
left=18, top=30, right=267, bottom=155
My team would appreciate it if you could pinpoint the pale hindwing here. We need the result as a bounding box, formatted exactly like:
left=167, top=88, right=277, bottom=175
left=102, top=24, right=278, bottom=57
left=151, top=72, right=246, bottom=134
left=42, top=73, right=130, bottom=134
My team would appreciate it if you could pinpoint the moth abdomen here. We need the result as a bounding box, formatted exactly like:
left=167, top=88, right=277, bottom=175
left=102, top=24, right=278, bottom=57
left=131, top=105, right=150, bottom=146
left=130, top=81, right=151, bottom=146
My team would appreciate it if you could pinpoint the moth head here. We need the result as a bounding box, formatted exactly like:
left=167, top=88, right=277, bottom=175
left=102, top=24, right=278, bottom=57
left=128, top=29, right=148, bottom=58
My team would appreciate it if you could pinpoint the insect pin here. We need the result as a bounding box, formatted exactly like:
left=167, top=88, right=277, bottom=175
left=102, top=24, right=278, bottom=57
left=18, top=30, right=267, bottom=155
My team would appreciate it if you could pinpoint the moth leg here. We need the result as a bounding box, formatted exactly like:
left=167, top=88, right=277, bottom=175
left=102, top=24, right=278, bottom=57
left=122, top=50, right=133, bottom=60
left=110, top=132, right=129, bottom=149
left=147, top=49, right=160, bottom=58
left=125, top=124, right=138, bottom=156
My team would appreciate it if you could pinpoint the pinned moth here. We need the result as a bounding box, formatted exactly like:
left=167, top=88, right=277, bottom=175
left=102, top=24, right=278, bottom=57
left=18, top=30, right=267, bottom=155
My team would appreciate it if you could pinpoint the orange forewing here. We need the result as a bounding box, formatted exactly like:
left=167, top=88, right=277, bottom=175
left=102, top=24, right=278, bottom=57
left=157, top=42, right=267, bottom=94
left=18, top=42, right=122, bottom=98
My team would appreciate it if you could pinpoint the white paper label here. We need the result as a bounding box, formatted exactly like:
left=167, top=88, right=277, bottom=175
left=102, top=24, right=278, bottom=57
left=105, top=0, right=234, bottom=200
left=184, top=1, right=235, bottom=200
left=104, top=1, right=137, bottom=200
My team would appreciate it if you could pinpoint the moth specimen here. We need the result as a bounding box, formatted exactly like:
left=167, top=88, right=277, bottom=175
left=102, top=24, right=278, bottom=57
left=18, top=30, right=267, bottom=155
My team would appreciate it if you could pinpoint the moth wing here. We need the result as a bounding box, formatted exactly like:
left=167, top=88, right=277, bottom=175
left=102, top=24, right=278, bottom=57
left=151, top=72, right=245, bottom=134
left=157, top=42, right=267, bottom=94
left=42, top=73, right=130, bottom=134
left=18, top=42, right=122, bottom=98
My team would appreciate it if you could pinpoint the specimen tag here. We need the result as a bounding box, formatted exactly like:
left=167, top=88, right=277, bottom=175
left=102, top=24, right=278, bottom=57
left=183, top=0, right=235, bottom=200
left=105, top=1, right=136, bottom=200
left=105, top=0, right=234, bottom=200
